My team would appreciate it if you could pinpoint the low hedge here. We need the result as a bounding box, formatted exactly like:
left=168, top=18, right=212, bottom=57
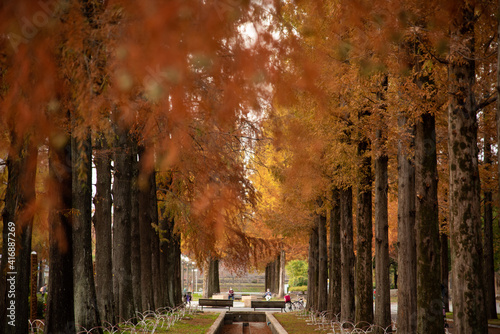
left=288, top=286, right=307, bottom=293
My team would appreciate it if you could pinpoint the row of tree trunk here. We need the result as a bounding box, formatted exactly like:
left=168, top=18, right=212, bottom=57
left=0, top=123, right=183, bottom=333
left=305, top=27, right=498, bottom=333
left=265, top=255, right=282, bottom=295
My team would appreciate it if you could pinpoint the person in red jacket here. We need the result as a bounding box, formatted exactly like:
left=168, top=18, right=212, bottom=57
left=284, top=293, right=292, bottom=311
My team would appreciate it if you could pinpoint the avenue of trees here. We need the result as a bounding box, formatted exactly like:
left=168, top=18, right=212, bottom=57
left=0, top=1, right=499, bottom=334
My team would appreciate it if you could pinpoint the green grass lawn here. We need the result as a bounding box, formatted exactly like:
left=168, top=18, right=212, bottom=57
left=274, top=312, right=330, bottom=334
left=163, top=312, right=219, bottom=333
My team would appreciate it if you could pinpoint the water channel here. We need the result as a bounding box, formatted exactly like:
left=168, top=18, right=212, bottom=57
left=219, top=312, right=273, bottom=334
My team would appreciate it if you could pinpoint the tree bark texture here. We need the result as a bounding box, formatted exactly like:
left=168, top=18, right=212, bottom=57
left=210, top=257, right=220, bottom=295
left=268, top=260, right=276, bottom=293
left=171, top=231, right=182, bottom=306
left=45, top=131, right=75, bottom=334
left=448, top=3, right=487, bottom=332
left=440, top=233, right=449, bottom=313
left=150, top=172, right=162, bottom=308
left=274, top=255, right=280, bottom=295
left=112, top=124, right=135, bottom=321
left=72, top=131, right=101, bottom=330
left=38, top=260, right=45, bottom=289
left=375, top=153, right=391, bottom=333
left=94, top=135, right=115, bottom=324
left=278, top=248, right=286, bottom=298
left=130, top=144, right=142, bottom=312
left=355, top=135, right=373, bottom=324
left=202, top=260, right=210, bottom=298
left=138, top=147, right=154, bottom=311
left=483, top=136, right=497, bottom=320
left=415, top=112, right=443, bottom=333
left=317, top=206, right=328, bottom=312
left=160, top=201, right=181, bottom=306
left=329, top=188, right=341, bottom=316
left=397, top=118, right=417, bottom=333
left=80, top=0, right=110, bottom=324
left=497, top=0, right=500, bottom=236
left=159, top=214, right=172, bottom=306
left=266, top=260, right=277, bottom=293
left=203, top=257, right=219, bottom=298
left=340, top=187, right=355, bottom=322
left=0, top=134, right=37, bottom=334
left=307, top=226, right=318, bottom=311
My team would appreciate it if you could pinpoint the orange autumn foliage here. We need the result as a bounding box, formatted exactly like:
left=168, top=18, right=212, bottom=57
left=1, top=0, right=499, bottom=273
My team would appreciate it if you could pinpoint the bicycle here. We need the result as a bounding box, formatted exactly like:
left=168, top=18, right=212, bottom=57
left=292, top=298, right=305, bottom=310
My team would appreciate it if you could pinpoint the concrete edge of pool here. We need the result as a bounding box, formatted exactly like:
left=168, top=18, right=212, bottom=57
left=206, top=311, right=288, bottom=334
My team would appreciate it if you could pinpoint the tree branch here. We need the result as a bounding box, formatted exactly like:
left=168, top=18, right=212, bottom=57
left=475, top=92, right=497, bottom=113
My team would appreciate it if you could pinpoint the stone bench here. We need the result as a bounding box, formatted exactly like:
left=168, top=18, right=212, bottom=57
left=242, top=295, right=259, bottom=307
left=199, top=298, right=233, bottom=310
left=251, top=300, right=286, bottom=312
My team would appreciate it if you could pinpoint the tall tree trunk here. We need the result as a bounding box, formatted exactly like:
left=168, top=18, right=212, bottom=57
left=158, top=173, right=171, bottom=306
left=151, top=232, right=161, bottom=308
left=275, top=255, right=281, bottom=294
left=375, top=152, right=391, bottom=332
left=397, top=118, right=417, bottom=333
left=81, top=0, right=110, bottom=323
left=448, top=3, right=487, bottom=333
left=159, top=178, right=181, bottom=307
left=340, top=187, right=355, bottom=322
left=355, top=132, right=373, bottom=324
left=94, top=134, right=114, bottom=324
left=278, top=248, right=286, bottom=298
left=497, top=0, right=500, bottom=235
left=265, top=263, right=270, bottom=291
left=203, top=257, right=220, bottom=298
left=0, top=134, right=37, bottom=334
left=213, top=258, right=220, bottom=294
left=374, top=75, right=391, bottom=333
left=159, top=214, right=171, bottom=306
left=483, top=134, right=497, bottom=320
left=440, top=233, right=449, bottom=312
left=72, top=130, right=101, bottom=330
left=317, top=204, right=328, bottom=312
left=203, top=259, right=210, bottom=298
left=269, top=260, right=275, bottom=293
left=45, top=130, right=75, bottom=333
left=150, top=171, right=161, bottom=308
left=329, top=188, right=341, bottom=316
left=172, top=233, right=182, bottom=306
left=130, top=143, right=142, bottom=312
left=269, top=261, right=274, bottom=292
left=415, top=112, right=443, bottom=333
left=112, top=123, right=135, bottom=321
left=138, top=147, right=154, bottom=311
left=307, top=226, right=318, bottom=311
left=392, top=262, right=398, bottom=289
